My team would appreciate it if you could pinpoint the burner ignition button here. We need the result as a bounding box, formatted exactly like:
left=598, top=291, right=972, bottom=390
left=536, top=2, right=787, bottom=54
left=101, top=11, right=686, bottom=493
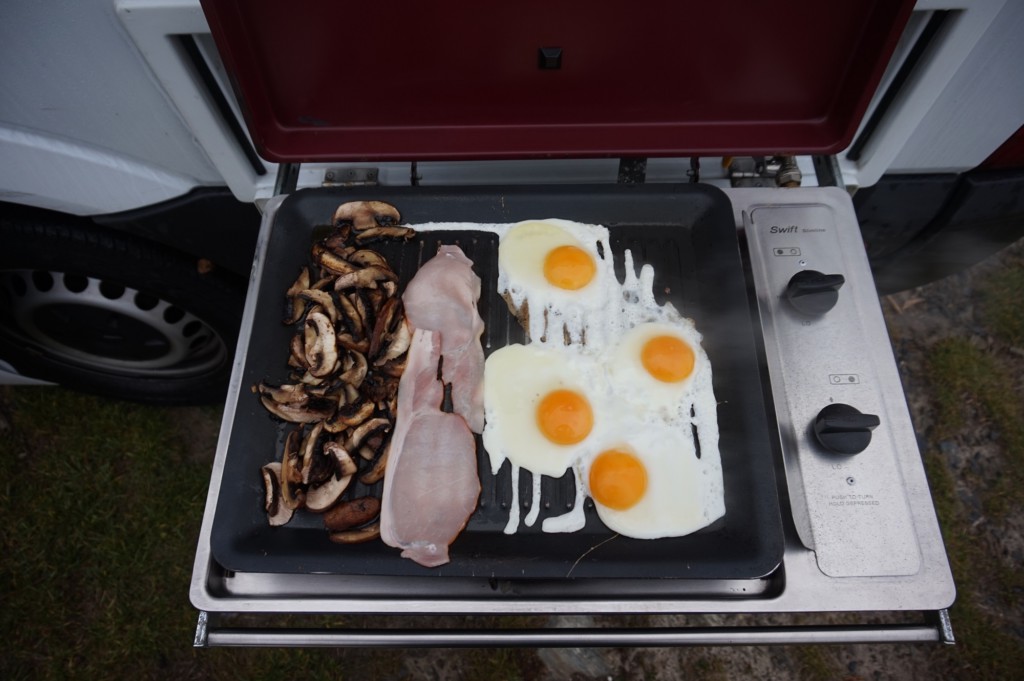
left=813, top=403, right=880, bottom=455
left=785, top=270, right=845, bottom=315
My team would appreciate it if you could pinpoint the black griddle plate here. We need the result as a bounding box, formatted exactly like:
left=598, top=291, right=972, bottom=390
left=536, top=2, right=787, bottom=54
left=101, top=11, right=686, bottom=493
left=211, top=185, right=783, bottom=579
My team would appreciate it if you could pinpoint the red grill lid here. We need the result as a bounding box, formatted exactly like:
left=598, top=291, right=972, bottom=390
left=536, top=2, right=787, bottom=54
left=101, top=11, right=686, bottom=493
left=200, top=0, right=914, bottom=162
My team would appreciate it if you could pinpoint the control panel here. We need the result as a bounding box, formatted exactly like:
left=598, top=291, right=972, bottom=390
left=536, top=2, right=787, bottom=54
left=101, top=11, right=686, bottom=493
left=744, top=202, right=921, bottom=578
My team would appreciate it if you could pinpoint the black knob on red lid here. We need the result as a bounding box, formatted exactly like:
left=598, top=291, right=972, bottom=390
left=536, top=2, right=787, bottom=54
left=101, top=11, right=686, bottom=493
left=785, top=270, right=845, bottom=316
left=813, top=403, right=880, bottom=455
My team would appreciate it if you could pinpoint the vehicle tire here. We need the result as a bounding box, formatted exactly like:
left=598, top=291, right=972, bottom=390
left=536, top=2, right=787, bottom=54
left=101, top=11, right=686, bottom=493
left=0, top=212, right=246, bottom=405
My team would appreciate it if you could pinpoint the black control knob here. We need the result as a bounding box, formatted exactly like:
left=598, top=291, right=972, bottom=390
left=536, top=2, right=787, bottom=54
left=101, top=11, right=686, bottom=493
left=785, top=270, right=845, bottom=316
left=813, top=403, right=880, bottom=455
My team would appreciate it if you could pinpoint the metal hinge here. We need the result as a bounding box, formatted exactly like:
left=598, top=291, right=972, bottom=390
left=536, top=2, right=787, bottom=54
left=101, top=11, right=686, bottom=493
left=726, top=156, right=802, bottom=188
left=323, top=167, right=380, bottom=186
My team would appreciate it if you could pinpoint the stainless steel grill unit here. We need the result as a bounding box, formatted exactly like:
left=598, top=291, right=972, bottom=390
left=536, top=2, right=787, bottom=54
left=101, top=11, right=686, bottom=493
left=190, top=0, right=954, bottom=646
left=190, top=182, right=955, bottom=646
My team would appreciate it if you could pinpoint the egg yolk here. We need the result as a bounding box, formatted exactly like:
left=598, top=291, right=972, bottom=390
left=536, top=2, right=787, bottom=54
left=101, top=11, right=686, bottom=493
left=589, top=449, right=648, bottom=510
left=543, top=245, right=596, bottom=290
left=641, top=335, right=695, bottom=383
left=536, top=389, right=593, bottom=445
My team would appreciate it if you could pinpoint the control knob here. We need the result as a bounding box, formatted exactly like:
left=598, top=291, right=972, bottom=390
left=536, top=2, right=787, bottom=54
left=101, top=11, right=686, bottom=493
left=813, top=403, right=880, bottom=455
left=785, top=270, right=845, bottom=315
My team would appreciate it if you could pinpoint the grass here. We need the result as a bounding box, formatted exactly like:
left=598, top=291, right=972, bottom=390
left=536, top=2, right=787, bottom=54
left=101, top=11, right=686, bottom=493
left=921, top=441, right=1024, bottom=680
left=0, top=388, right=410, bottom=680
left=0, top=385, right=548, bottom=680
left=792, top=646, right=834, bottom=681
left=919, top=260, right=1024, bottom=678
left=979, top=263, right=1024, bottom=347
left=928, top=338, right=1024, bottom=518
left=0, top=388, right=204, bottom=679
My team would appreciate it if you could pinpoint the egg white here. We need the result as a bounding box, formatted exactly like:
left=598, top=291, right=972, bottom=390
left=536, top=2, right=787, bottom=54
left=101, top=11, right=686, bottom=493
left=482, top=343, right=614, bottom=479
left=498, top=219, right=617, bottom=344
left=416, top=218, right=726, bottom=541
left=609, top=321, right=711, bottom=422
left=580, top=424, right=724, bottom=539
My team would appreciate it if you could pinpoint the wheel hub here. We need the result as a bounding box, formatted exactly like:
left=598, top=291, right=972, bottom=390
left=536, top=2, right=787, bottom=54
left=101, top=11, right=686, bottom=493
left=0, top=270, right=227, bottom=376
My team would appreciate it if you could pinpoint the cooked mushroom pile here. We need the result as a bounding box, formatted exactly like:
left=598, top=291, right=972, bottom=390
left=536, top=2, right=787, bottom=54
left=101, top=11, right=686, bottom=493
left=257, top=201, right=414, bottom=543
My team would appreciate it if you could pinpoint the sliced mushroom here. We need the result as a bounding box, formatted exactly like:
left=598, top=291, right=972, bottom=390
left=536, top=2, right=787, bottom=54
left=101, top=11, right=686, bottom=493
left=299, top=421, right=324, bottom=484
left=261, top=462, right=294, bottom=526
left=328, top=522, right=381, bottom=544
left=304, top=377, right=337, bottom=397
left=369, top=297, right=400, bottom=358
left=345, top=417, right=391, bottom=451
left=298, top=368, right=332, bottom=385
left=280, top=429, right=306, bottom=510
left=298, top=289, right=338, bottom=324
left=333, top=265, right=397, bottom=292
left=305, top=449, right=333, bottom=486
left=335, top=292, right=365, bottom=339
left=305, top=442, right=357, bottom=512
left=365, top=288, right=386, bottom=312
left=312, top=242, right=358, bottom=276
left=289, top=333, right=308, bottom=369
left=322, top=229, right=352, bottom=254
left=336, top=332, right=370, bottom=355
left=348, top=249, right=390, bottom=269
left=280, top=428, right=303, bottom=482
left=283, top=297, right=306, bottom=327
left=354, top=226, right=415, bottom=244
left=364, top=432, right=385, bottom=450
left=258, top=200, right=418, bottom=536
left=357, top=431, right=387, bottom=461
left=307, top=439, right=358, bottom=485
left=283, top=267, right=311, bottom=324
left=323, top=497, right=381, bottom=531
left=259, top=394, right=336, bottom=423
left=339, top=350, right=368, bottom=388
left=324, top=440, right=359, bottom=477
left=360, top=445, right=390, bottom=484
left=305, top=474, right=352, bottom=513
left=347, top=290, right=372, bottom=334
left=321, top=417, right=346, bottom=435
left=257, top=381, right=309, bottom=405
left=304, top=311, right=338, bottom=378
left=333, top=201, right=401, bottom=232
left=311, top=275, right=335, bottom=291
left=290, top=266, right=313, bottom=291
left=376, top=319, right=411, bottom=366
left=359, top=373, right=398, bottom=404
left=325, top=399, right=375, bottom=431
left=377, top=356, right=408, bottom=378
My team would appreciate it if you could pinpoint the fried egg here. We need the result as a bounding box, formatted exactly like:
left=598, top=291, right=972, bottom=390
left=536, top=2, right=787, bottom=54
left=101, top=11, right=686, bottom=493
left=581, top=425, right=724, bottom=539
left=609, top=321, right=711, bottom=421
left=482, top=343, right=609, bottom=479
left=416, top=217, right=725, bottom=541
left=497, top=219, right=616, bottom=343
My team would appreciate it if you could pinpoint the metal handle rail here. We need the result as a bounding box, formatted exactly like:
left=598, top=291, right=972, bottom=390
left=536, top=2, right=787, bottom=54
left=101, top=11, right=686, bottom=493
left=194, top=610, right=954, bottom=648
